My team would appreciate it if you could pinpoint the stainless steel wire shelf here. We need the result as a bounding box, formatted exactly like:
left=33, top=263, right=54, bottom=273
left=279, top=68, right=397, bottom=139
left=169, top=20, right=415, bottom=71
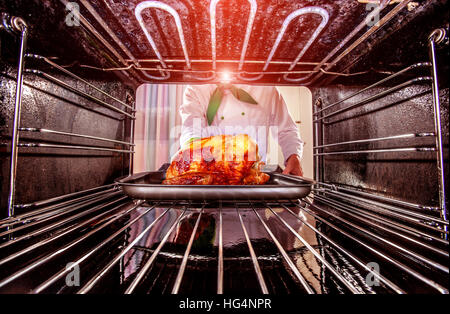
left=0, top=185, right=447, bottom=294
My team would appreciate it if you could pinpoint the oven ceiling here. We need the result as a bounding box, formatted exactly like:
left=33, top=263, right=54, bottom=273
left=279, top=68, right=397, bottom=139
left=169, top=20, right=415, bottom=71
left=1, top=0, right=448, bottom=87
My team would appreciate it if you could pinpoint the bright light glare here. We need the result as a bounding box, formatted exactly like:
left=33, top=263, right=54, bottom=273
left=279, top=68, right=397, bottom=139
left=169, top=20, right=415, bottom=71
left=220, top=71, right=232, bottom=83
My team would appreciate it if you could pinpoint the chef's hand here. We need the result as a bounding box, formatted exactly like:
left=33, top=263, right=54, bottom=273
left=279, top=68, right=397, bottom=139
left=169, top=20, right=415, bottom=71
left=282, top=154, right=303, bottom=176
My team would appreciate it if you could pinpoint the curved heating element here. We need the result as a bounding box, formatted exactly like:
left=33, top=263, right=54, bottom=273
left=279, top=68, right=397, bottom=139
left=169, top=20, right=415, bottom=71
left=132, top=2, right=331, bottom=82
left=72, top=0, right=414, bottom=83
left=238, top=6, right=329, bottom=82
left=210, top=0, right=257, bottom=73
left=135, top=1, right=214, bottom=81
left=134, top=1, right=173, bottom=80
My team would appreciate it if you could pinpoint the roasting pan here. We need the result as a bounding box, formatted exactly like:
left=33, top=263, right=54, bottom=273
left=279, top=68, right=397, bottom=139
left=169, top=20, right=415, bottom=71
left=115, top=167, right=315, bottom=201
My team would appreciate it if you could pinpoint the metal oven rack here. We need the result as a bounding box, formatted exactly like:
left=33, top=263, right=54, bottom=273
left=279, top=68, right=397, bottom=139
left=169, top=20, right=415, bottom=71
left=0, top=193, right=447, bottom=294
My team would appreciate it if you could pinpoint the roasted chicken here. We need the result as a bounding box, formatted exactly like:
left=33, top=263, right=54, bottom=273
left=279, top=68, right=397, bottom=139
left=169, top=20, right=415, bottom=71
left=163, top=134, right=270, bottom=185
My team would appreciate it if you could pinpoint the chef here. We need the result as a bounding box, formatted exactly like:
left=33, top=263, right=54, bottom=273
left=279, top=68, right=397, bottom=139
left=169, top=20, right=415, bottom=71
left=179, top=82, right=304, bottom=176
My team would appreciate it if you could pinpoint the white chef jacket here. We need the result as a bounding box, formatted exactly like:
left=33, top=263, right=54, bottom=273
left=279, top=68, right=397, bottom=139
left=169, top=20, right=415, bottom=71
left=179, top=84, right=303, bottom=163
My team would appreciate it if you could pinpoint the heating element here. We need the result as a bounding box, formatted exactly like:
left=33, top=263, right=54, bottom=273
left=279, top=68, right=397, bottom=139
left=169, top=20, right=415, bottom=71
left=67, top=0, right=415, bottom=84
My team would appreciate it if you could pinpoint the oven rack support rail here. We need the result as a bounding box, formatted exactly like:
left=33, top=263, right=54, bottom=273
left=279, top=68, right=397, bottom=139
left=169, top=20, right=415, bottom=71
left=1, top=14, right=136, bottom=218
left=0, top=189, right=447, bottom=294
left=312, top=29, right=448, bottom=239
left=71, top=0, right=411, bottom=84
left=1, top=13, right=29, bottom=219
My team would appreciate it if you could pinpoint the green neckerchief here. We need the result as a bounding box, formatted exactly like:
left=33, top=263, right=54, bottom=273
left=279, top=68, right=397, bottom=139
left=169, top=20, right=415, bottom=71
left=206, top=84, right=258, bottom=125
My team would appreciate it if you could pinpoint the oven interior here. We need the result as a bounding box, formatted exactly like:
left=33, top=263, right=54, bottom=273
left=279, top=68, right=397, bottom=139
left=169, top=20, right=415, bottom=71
left=0, top=0, right=448, bottom=294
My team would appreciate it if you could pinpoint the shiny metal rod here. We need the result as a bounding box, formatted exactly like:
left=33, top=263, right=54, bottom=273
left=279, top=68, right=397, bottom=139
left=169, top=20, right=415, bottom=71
left=125, top=207, right=188, bottom=294
left=236, top=206, right=269, bottom=294
left=25, top=69, right=134, bottom=118
left=428, top=29, right=448, bottom=232
left=126, top=58, right=328, bottom=66
left=19, top=128, right=134, bottom=146
left=312, top=192, right=448, bottom=245
left=0, top=186, right=116, bottom=226
left=316, top=182, right=440, bottom=212
left=58, top=0, right=141, bottom=85
left=238, top=6, right=329, bottom=82
left=289, top=0, right=390, bottom=84
left=301, top=199, right=448, bottom=294
left=134, top=1, right=180, bottom=80
left=12, top=184, right=115, bottom=210
left=172, top=206, right=205, bottom=294
left=318, top=188, right=448, bottom=226
left=304, top=199, right=448, bottom=274
left=314, top=77, right=432, bottom=122
left=33, top=201, right=157, bottom=293
left=278, top=203, right=404, bottom=294
left=210, top=0, right=257, bottom=72
left=79, top=0, right=139, bottom=66
left=7, top=19, right=28, bottom=218
left=26, top=54, right=134, bottom=111
left=0, top=196, right=129, bottom=266
left=314, top=189, right=447, bottom=236
left=314, top=62, right=431, bottom=116
left=312, top=193, right=448, bottom=256
left=313, top=146, right=435, bottom=156
left=313, top=133, right=435, bottom=149
left=265, top=205, right=361, bottom=293
left=0, top=191, right=124, bottom=241
left=0, top=189, right=120, bottom=234
left=78, top=205, right=173, bottom=294
left=313, top=100, right=322, bottom=184
left=128, top=98, right=135, bottom=175
left=249, top=204, right=315, bottom=294
left=306, top=0, right=411, bottom=85
left=0, top=201, right=143, bottom=289
left=17, top=142, right=134, bottom=154
left=217, top=202, right=224, bottom=294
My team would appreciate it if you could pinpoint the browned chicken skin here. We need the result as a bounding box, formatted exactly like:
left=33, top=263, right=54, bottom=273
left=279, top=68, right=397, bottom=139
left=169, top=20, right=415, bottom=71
left=163, top=134, right=270, bottom=185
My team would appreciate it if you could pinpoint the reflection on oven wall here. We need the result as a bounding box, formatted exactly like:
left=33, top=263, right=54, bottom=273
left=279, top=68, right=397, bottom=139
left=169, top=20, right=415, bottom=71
left=133, top=84, right=313, bottom=175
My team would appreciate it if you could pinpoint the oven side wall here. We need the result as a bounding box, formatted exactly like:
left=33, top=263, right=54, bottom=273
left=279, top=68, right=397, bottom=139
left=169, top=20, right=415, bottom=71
left=310, top=84, right=449, bottom=208
left=0, top=62, right=134, bottom=217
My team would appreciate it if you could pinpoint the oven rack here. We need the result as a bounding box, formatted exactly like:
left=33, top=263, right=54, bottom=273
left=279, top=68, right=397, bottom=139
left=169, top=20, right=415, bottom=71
left=73, top=0, right=411, bottom=84
left=313, top=30, right=448, bottom=234
left=0, top=185, right=447, bottom=294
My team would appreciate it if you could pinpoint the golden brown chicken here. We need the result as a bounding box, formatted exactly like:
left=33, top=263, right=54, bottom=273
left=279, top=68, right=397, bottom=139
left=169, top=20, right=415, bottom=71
left=163, top=134, right=270, bottom=185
